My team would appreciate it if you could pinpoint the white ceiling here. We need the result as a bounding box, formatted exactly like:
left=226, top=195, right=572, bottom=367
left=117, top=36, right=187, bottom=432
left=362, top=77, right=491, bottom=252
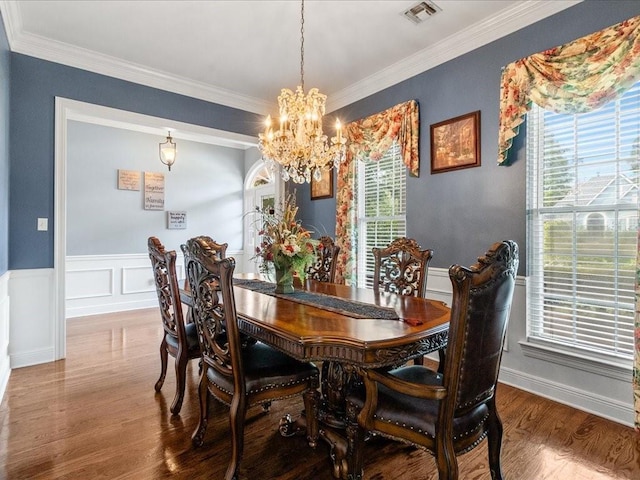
left=1, top=0, right=581, bottom=115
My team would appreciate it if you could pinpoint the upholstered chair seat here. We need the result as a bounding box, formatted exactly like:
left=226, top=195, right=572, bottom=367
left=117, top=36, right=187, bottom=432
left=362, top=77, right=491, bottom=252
left=164, top=321, right=199, bottom=352
left=206, top=342, right=319, bottom=400
left=347, top=365, right=489, bottom=446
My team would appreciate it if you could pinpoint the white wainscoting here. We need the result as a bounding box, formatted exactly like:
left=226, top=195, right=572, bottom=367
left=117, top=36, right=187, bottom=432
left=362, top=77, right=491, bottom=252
left=8, top=268, right=55, bottom=368
left=66, top=252, right=245, bottom=318
left=0, top=271, right=10, bottom=404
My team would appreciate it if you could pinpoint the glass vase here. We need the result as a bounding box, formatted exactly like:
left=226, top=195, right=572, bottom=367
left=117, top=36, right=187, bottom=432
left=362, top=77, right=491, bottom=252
left=274, top=264, right=295, bottom=294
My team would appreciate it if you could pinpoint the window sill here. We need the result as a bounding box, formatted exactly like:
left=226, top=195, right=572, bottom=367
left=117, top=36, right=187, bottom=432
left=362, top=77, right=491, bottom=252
left=519, top=340, right=632, bottom=382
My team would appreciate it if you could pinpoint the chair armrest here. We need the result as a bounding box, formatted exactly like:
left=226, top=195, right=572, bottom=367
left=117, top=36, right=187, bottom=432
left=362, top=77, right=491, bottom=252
left=366, top=368, right=447, bottom=401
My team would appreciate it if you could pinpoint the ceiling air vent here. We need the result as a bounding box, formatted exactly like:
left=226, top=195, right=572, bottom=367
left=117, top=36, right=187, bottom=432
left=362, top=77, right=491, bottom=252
left=403, top=1, right=441, bottom=24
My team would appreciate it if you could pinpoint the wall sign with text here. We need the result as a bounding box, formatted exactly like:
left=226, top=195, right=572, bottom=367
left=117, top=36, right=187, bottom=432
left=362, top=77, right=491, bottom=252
left=167, top=211, right=187, bottom=229
left=117, top=169, right=141, bottom=191
left=144, top=172, right=165, bottom=210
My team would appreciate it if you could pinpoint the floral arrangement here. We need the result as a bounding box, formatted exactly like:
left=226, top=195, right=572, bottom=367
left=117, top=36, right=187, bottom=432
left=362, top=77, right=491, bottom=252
left=253, top=194, right=318, bottom=283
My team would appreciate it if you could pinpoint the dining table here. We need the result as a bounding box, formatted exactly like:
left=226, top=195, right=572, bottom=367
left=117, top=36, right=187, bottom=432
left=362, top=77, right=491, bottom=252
left=229, top=274, right=450, bottom=479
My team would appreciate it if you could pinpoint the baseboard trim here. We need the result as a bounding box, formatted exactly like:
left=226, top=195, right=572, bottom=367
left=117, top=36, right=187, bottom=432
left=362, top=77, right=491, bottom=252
left=0, top=359, right=9, bottom=405
left=10, top=346, right=56, bottom=369
left=66, top=298, right=157, bottom=318
left=0, top=271, right=10, bottom=401
left=499, top=366, right=634, bottom=428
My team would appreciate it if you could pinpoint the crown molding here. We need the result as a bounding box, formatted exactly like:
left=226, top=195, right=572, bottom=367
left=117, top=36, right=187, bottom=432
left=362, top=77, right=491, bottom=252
left=1, top=1, right=581, bottom=115
left=326, top=0, right=582, bottom=112
left=0, top=1, right=271, bottom=115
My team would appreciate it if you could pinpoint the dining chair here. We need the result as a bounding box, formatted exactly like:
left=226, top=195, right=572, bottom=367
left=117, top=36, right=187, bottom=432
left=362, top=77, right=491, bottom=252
left=183, top=236, right=320, bottom=480
left=307, top=235, right=340, bottom=283
left=148, top=236, right=201, bottom=415
left=346, top=240, right=519, bottom=480
left=373, top=237, right=433, bottom=365
left=372, top=237, right=433, bottom=298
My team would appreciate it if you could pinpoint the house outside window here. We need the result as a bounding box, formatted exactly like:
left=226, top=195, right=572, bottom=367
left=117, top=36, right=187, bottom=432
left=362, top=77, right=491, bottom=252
left=356, top=141, right=407, bottom=289
left=526, top=81, right=639, bottom=363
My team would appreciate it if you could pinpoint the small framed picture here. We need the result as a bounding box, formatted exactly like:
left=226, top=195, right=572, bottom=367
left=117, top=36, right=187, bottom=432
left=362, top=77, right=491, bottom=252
left=430, top=110, right=481, bottom=174
left=167, top=211, right=187, bottom=229
left=310, top=168, right=334, bottom=200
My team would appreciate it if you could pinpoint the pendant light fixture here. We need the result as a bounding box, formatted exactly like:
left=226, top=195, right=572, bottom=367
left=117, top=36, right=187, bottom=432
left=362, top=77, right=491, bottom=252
left=159, top=131, right=177, bottom=171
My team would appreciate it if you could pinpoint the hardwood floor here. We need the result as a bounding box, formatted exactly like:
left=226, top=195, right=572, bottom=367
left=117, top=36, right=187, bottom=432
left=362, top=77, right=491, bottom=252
left=0, top=308, right=638, bottom=479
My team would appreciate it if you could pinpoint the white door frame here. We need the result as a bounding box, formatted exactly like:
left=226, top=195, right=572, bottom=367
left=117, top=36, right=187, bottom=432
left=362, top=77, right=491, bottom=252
left=53, top=97, right=257, bottom=359
left=242, top=162, right=283, bottom=273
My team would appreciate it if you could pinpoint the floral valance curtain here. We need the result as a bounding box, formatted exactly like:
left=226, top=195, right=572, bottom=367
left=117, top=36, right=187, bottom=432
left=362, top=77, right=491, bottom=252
left=497, top=15, right=640, bottom=165
left=334, top=100, right=419, bottom=285
left=496, top=15, right=640, bottom=431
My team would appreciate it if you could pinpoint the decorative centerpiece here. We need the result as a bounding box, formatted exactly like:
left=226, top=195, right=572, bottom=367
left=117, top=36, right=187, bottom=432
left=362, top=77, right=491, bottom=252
left=254, top=194, right=317, bottom=293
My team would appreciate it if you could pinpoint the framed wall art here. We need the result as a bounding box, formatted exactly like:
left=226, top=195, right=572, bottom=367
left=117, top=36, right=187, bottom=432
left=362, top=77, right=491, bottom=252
left=310, top=168, right=334, bottom=200
left=430, top=110, right=481, bottom=174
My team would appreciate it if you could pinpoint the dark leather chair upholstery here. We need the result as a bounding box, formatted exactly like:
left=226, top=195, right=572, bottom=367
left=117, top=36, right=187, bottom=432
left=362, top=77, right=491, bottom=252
left=307, top=235, right=340, bottom=283
left=346, top=241, right=519, bottom=480
left=184, top=236, right=320, bottom=480
left=148, top=236, right=201, bottom=415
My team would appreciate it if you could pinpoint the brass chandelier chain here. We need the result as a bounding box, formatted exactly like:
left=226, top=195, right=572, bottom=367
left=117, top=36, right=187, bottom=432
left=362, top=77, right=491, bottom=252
left=300, top=0, right=304, bottom=92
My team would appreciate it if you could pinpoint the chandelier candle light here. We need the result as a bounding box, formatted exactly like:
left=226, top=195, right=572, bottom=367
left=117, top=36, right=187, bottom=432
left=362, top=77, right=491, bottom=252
left=259, top=0, right=347, bottom=184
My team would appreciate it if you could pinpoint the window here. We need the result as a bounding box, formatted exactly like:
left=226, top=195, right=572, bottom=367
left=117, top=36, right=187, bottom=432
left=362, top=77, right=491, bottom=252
left=356, top=141, right=407, bottom=288
left=526, top=82, right=640, bottom=362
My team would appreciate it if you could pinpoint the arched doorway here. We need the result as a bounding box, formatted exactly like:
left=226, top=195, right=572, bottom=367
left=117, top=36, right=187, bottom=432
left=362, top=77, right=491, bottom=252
left=243, top=161, right=281, bottom=273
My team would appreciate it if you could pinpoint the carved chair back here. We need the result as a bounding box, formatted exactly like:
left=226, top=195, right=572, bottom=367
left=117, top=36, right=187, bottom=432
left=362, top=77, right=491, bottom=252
left=372, top=237, right=433, bottom=298
left=307, top=235, right=340, bottom=283
left=180, top=235, right=227, bottom=291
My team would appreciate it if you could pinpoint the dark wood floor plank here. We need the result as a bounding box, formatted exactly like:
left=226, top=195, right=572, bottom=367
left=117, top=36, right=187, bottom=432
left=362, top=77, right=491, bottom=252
left=0, top=308, right=637, bottom=479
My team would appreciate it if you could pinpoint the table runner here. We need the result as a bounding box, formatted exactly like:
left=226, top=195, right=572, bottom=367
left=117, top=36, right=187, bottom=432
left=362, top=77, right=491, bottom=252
left=233, top=278, right=399, bottom=320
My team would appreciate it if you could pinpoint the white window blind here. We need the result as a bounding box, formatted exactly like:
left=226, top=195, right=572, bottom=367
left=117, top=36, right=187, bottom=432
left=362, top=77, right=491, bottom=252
left=526, top=82, right=640, bottom=361
left=356, top=141, right=407, bottom=289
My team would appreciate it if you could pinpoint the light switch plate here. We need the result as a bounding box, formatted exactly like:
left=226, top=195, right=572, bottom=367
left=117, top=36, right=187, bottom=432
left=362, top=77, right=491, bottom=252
left=37, top=217, right=48, bottom=231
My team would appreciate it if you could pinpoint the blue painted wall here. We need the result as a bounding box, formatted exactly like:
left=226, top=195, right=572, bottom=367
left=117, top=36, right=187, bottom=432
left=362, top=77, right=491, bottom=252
left=9, top=54, right=262, bottom=270
left=7, top=0, right=640, bottom=274
left=0, top=13, right=9, bottom=275
left=296, top=0, right=640, bottom=275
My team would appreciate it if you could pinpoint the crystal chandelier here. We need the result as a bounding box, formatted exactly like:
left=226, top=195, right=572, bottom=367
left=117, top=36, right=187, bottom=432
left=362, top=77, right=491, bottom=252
left=258, top=0, right=347, bottom=184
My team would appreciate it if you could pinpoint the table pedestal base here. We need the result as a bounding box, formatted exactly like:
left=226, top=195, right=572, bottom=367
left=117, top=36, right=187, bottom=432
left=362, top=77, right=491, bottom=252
left=278, top=411, right=352, bottom=479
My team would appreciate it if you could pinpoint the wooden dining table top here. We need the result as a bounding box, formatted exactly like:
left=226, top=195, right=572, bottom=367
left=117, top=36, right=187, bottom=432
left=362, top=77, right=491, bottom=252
left=231, top=275, right=450, bottom=368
